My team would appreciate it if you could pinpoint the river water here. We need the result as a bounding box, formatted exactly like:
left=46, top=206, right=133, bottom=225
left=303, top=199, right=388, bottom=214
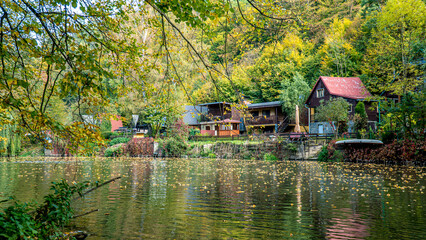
left=0, top=157, right=425, bottom=239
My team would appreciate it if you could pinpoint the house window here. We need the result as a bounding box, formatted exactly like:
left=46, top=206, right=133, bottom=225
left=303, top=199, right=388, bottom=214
left=252, top=111, right=259, bottom=117
left=232, top=123, right=238, bottom=130
left=206, top=126, right=210, bottom=130
left=262, top=110, right=270, bottom=117
left=317, top=88, right=324, bottom=98
left=348, top=105, right=353, bottom=113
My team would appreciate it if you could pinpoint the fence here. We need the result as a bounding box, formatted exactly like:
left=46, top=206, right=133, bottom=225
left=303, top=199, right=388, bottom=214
left=189, top=132, right=340, bottom=144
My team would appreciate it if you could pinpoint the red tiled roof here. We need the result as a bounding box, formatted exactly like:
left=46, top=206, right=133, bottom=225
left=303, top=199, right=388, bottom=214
left=111, top=119, right=123, bottom=132
left=315, top=76, right=371, bottom=100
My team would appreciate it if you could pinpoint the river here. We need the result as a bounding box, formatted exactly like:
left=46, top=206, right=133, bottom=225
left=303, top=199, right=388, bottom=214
left=0, top=157, right=425, bottom=239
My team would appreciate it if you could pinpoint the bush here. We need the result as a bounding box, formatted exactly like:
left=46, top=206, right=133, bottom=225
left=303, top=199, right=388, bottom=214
left=346, top=139, right=425, bottom=163
left=317, top=146, right=329, bottom=161
left=123, top=138, right=154, bottom=156
left=104, top=144, right=123, bottom=157
left=263, top=153, right=278, bottom=162
left=285, top=143, right=298, bottom=153
left=317, top=140, right=344, bottom=162
left=109, top=137, right=130, bottom=146
left=0, top=180, right=88, bottom=239
left=381, top=131, right=396, bottom=144
left=158, top=137, right=188, bottom=157
left=101, top=131, right=113, bottom=140
left=189, top=128, right=200, bottom=137
left=208, top=152, right=217, bottom=158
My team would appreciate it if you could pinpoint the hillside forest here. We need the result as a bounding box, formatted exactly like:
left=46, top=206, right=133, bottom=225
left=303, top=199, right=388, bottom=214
left=0, top=0, right=425, bottom=154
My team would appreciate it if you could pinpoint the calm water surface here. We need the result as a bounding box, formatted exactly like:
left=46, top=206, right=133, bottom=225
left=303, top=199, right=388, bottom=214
left=0, top=157, right=425, bottom=239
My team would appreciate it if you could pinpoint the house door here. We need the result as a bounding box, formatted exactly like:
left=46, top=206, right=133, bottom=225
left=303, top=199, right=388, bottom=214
left=318, top=124, right=324, bottom=135
left=215, top=125, right=219, bottom=136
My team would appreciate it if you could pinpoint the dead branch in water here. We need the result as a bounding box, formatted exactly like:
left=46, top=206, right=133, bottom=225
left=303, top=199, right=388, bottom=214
left=72, top=209, right=99, bottom=219
left=74, top=176, right=122, bottom=200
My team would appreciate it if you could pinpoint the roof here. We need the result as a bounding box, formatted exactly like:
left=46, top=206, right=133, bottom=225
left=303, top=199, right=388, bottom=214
left=111, top=119, right=123, bottom=132
left=247, top=101, right=282, bottom=109
left=306, top=76, right=371, bottom=103
left=198, top=102, right=231, bottom=106
left=199, top=119, right=241, bottom=125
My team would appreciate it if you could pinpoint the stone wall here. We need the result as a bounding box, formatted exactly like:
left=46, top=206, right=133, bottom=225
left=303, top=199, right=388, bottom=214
left=190, top=141, right=324, bottom=160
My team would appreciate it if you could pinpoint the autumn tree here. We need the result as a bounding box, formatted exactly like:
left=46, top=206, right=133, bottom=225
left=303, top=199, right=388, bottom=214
left=362, top=0, right=426, bottom=95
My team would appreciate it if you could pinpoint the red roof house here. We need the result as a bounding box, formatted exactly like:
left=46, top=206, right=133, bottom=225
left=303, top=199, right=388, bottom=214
left=305, top=76, right=377, bottom=133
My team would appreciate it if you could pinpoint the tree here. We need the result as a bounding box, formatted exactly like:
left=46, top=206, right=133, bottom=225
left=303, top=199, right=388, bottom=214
left=0, top=0, right=145, bottom=153
left=362, top=0, right=426, bottom=95
left=353, top=101, right=368, bottom=135
left=318, top=18, right=361, bottom=77
left=280, top=72, right=310, bottom=117
left=316, top=98, right=350, bottom=137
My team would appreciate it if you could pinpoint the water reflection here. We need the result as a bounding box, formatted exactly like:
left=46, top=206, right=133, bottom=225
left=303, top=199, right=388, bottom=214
left=0, top=158, right=425, bottom=239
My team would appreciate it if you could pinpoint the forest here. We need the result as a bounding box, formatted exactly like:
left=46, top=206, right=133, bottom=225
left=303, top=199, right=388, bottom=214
left=0, top=0, right=425, bottom=155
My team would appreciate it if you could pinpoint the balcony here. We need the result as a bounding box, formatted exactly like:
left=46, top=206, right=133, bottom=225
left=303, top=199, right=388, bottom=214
left=199, top=113, right=232, bottom=122
left=246, top=116, right=277, bottom=125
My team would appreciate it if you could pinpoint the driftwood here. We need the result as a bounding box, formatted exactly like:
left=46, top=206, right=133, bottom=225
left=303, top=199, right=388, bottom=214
left=74, top=176, right=121, bottom=200
left=72, top=209, right=99, bottom=219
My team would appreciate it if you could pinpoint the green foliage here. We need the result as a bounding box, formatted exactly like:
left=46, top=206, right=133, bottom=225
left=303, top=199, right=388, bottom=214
left=354, top=102, right=368, bottom=136
left=207, top=152, right=217, bottom=158
left=100, top=120, right=112, bottom=133
left=109, top=137, right=131, bottom=146
left=318, top=141, right=344, bottom=162
left=362, top=0, right=425, bottom=95
left=317, top=146, right=329, bottom=162
left=189, top=128, right=201, bottom=137
left=101, top=131, right=113, bottom=140
left=263, top=153, right=278, bottom=162
left=355, top=102, right=367, bottom=118
left=104, top=145, right=123, bottom=157
left=280, top=72, right=310, bottom=117
left=0, top=180, right=87, bottom=239
left=316, top=98, right=350, bottom=136
left=158, top=137, right=188, bottom=157
left=0, top=123, right=21, bottom=157
left=285, top=143, right=298, bottom=153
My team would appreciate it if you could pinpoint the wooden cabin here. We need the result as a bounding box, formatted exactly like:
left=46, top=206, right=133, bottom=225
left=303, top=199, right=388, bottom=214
left=305, top=76, right=377, bottom=134
left=244, top=101, right=288, bottom=134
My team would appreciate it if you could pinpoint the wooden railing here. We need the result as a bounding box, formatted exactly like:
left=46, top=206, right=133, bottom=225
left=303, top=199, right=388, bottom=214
left=246, top=116, right=276, bottom=125
left=189, top=132, right=336, bottom=143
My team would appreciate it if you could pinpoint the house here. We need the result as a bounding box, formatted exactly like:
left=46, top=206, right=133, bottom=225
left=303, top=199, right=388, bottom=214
left=243, top=101, right=287, bottom=134
left=305, top=76, right=377, bottom=134
left=183, top=102, right=241, bottom=136
left=241, top=101, right=309, bottom=134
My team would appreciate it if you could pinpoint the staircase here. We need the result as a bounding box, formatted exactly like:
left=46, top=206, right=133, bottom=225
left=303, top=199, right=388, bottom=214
left=277, top=116, right=290, bottom=133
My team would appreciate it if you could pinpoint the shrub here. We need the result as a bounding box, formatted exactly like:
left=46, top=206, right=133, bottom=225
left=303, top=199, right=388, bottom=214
left=109, top=137, right=130, bottom=146
left=346, top=139, right=425, bottom=163
left=101, top=131, right=113, bottom=140
left=104, top=144, right=123, bottom=157
left=158, top=137, right=188, bottom=157
left=123, top=138, right=154, bottom=156
left=0, top=180, right=88, bottom=239
left=285, top=143, right=298, bottom=153
left=317, top=146, right=329, bottom=161
left=263, top=153, right=278, bottom=162
left=381, top=131, right=396, bottom=144
left=208, top=152, right=217, bottom=158
left=317, top=140, right=344, bottom=162
left=189, top=128, right=200, bottom=137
